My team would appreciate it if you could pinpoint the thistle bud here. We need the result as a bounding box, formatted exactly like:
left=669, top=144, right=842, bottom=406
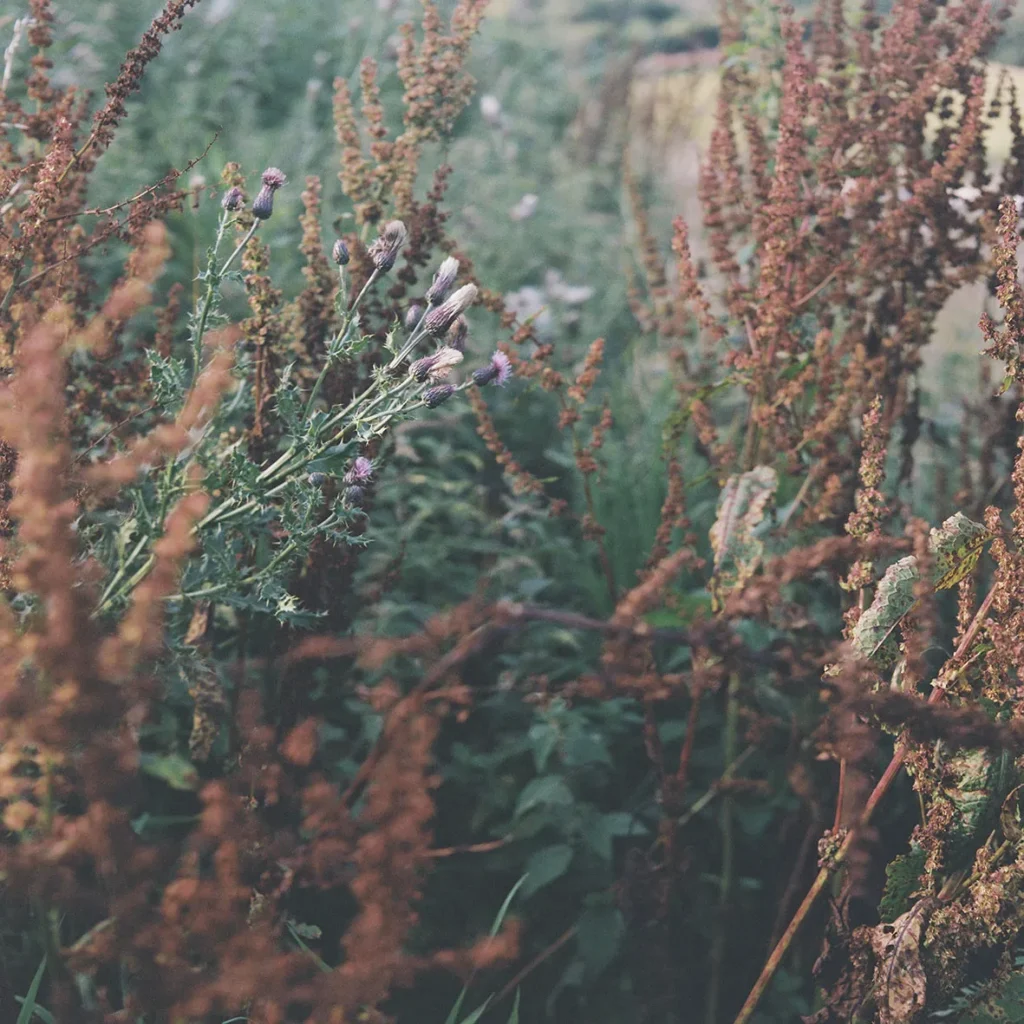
left=424, top=384, right=456, bottom=408
left=344, top=485, right=366, bottom=507
left=307, top=471, right=328, bottom=486
left=405, top=303, right=424, bottom=331
left=425, top=256, right=460, bottom=306
left=332, top=239, right=350, bottom=266
left=221, top=186, right=244, bottom=211
left=343, top=456, right=373, bottom=484
left=446, top=315, right=469, bottom=352
left=472, top=350, right=513, bottom=387
left=367, top=219, right=408, bottom=272
left=252, top=167, right=287, bottom=220
left=410, top=346, right=463, bottom=383
left=423, top=283, right=478, bottom=337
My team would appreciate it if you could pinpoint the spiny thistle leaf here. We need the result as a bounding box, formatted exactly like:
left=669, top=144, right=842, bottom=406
left=709, top=465, right=777, bottom=607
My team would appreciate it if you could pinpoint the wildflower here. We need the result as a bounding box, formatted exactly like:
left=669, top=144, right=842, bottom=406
left=332, top=239, right=350, bottom=266
left=510, top=193, right=538, bottom=221
left=405, top=303, right=423, bottom=331
left=307, top=471, right=328, bottom=486
left=423, top=283, right=478, bottom=337
left=410, top=346, right=464, bottom=383
left=425, top=256, right=459, bottom=306
left=472, top=351, right=512, bottom=387
left=446, top=315, right=469, bottom=351
left=367, top=219, right=408, bottom=272
left=252, top=167, right=286, bottom=220
left=221, top=186, right=244, bottom=211
left=344, top=456, right=373, bottom=484
left=424, top=384, right=456, bottom=408
left=345, top=484, right=366, bottom=507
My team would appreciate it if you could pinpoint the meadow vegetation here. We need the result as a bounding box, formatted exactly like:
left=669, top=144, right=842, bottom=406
left=4, top=0, right=1024, bottom=1022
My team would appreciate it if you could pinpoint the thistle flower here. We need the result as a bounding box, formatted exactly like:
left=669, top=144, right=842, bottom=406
left=332, top=239, right=350, bottom=266
left=424, top=384, right=456, bottom=408
left=367, top=219, right=408, bottom=272
left=405, top=303, right=424, bottom=331
left=252, top=166, right=287, bottom=220
left=425, top=256, right=460, bottom=306
left=307, top=471, right=328, bottom=486
left=344, top=484, right=365, bottom=507
left=446, top=315, right=469, bottom=352
left=423, top=283, right=478, bottom=337
left=344, top=456, right=373, bottom=484
left=409, top=346, right=464, bottom=383
left=221, top=186, right=244, bottom=212
left=472, top=350, right=513, bottom=387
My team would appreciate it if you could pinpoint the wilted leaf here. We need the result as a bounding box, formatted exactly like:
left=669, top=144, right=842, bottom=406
left=850, top=556, right=919, bottom=663
left=930, top=512, right=992, bottom=590
left=870, top=907, right=928, bottom=1023
left=709, top=466, right=777, bottom=607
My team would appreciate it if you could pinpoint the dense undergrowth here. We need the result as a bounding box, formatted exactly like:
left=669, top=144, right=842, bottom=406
left=6, top=0, right=1024, bottom=1022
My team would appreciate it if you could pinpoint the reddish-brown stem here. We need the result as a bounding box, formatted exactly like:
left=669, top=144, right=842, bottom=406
left=730, top=581, right=997, bottom=1024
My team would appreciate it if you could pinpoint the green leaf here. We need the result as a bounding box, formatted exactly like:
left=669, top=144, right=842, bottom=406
left=15, top=954, right=47, bottom=1024
left=522, top=843, right=574, bottom=896
left=576, top=903, right=624, bottom=981
left=515, top=776, right=573, bottom=818
left=139, top=752, right=199, bottom=791
left=709, top=466, right=777, bottom=607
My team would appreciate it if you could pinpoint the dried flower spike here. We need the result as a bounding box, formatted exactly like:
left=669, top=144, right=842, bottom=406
left=423, top=284, right=479, bottom=337
left=410, top=346, right=464, bottom=383
left=425, top=384, right=456, bottom=408
left=425, top=256, right=460, bottom=306
left=221, top=186, right=244, bottom=211
left=472, top=350, right=512, bottom=387
left=368, top=219, right=408, bottom=272
left=332, top=239, right=350, bottom=266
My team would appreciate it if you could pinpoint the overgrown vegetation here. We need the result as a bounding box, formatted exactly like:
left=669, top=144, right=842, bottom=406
left=6, top=0, right=1024, bottom=1021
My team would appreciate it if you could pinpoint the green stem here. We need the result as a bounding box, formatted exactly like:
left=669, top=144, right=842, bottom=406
left=706, top=672, right=740, bottom=1024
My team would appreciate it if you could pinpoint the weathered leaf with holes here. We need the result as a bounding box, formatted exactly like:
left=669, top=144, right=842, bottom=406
left=850, top=555, right=919, bottom=664
left=870, top=907, right=928, bottom=1024
left=931, top=512, right=992, bottom=591
left=709, top=466, right=777, bottom=607
left=851, top=514, right=989, bottom=665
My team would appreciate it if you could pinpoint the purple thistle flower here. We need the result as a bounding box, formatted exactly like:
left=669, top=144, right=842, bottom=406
left=423, top=283, right=478, bottom=337
left=344, top=456, right=373, bottom=484
left=409, top=346, right=463, bottom=383
left=221, top=186, right=244, bottom=211
left=446, top=315, right=469, bottom=352
left=424, top=384, right=456, bottom=408
left=367, top=220, right=408, bottom=273
left=261, top=167, right=287, bottom=190
left=472, top=350, right=513, bottom=387
left=344, top=485, right=366, bottom=507
left=405, top=303, right=424, bottom=331
left=425, top=256, right=460, bottom=306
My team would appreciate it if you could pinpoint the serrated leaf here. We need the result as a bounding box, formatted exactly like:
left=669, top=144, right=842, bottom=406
left=709, top=466, right=777, bottom=606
